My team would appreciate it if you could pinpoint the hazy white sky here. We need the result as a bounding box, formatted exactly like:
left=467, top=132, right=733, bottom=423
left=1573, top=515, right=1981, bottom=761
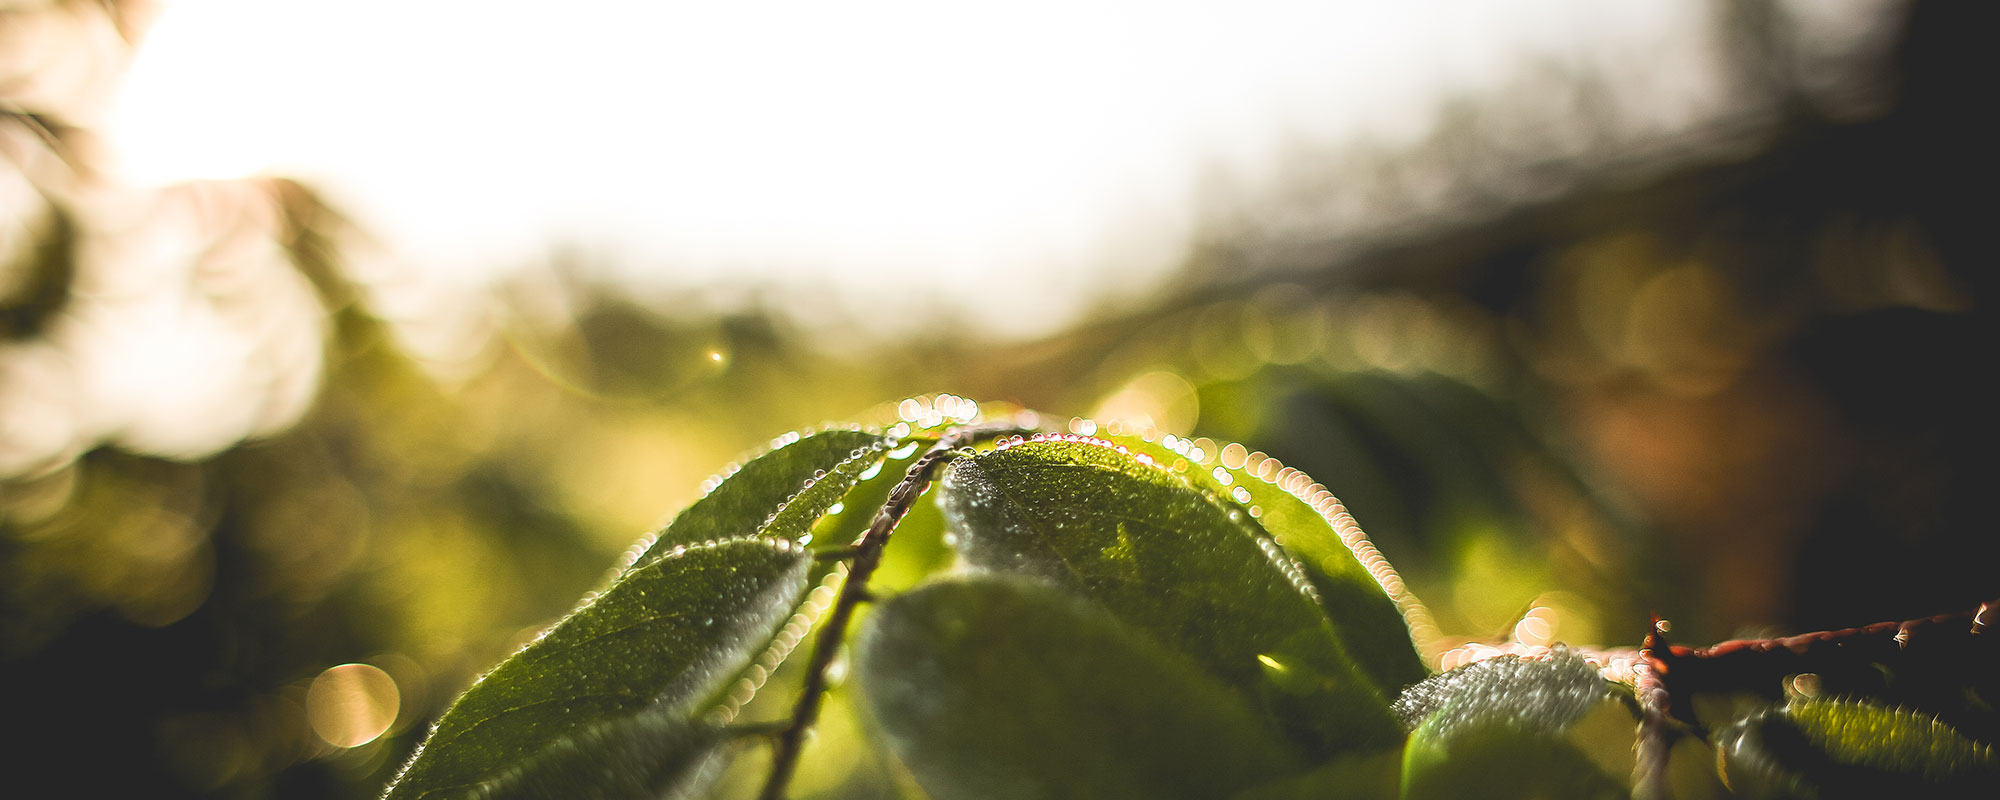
left=105, top=0, right=1721, bottom=336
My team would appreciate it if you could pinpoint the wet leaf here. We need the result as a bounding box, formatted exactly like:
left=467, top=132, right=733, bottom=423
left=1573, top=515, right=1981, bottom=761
left=1390, top=648, right=1607, bottom=734
left=1108, top=432, right=1427, bottom=696
left=640, top=429, right=888, bottom=561
left=1716, top=699, right=2000, bottom=798
left=855, top=575, right=1304, bottom=800
left=384, top=539, right=812, bottom=800
left=939, top=438, right=1400, bottom=756
left=1393, top=649, right=1626, bottom=799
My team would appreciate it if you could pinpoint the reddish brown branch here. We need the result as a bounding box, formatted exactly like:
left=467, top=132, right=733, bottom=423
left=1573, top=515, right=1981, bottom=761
left=1632, top=597, right=1994, bottom=799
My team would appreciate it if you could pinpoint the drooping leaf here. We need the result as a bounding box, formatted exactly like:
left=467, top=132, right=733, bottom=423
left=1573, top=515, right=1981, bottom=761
left=640, top=429, right=888, bottom=561
left=1108, top=432, right=1427, bottom=696
left=1393, top=649, right=1627, bottom=799
left=855, top=575, right=1305, bottom=800
left=938, top=438, right=1401, bottom=756
left=1716, top=699, right=2000, bottom=798
left=384, top=538, right=812, bottom=800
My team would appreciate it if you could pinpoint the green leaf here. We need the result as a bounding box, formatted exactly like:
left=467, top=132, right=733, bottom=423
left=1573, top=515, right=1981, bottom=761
left=1393, top=649, right=1626, bottom=800
left=1390, top=648, right=1607, bottom=734
left=384, top=538, right=813, bottom=800
left=939, top=438, right=1401, bottom=756
left=1228, top=748, right=1402, bottom=800
left=640, top=429, right=888, bottom=561
left=1716, top=699, right=2000, bottom=798
left=1107, top=432, right=1428, bottom=696
left=855, top=575, right=1305, bottom=800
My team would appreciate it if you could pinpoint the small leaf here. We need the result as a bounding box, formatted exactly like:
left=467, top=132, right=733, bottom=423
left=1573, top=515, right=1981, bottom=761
left=385, top=539, right=812, bottom=800
left=1393, top=649, right=1626, bottom=800
left=1390, top=648, right=1607, bottom=734
left=641, top=429, right=888, bottom=561
left=1717, top=699, right=1999, bottom=798
left=1108, top=433, right=1427, bottom=696
left=855, top=575, right=1304, bottom=800
left=939, top=438, right=1400, bottom=756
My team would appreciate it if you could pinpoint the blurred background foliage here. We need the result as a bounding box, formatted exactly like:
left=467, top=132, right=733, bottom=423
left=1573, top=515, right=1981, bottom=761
left=2, top=0, right=1994, bottom=797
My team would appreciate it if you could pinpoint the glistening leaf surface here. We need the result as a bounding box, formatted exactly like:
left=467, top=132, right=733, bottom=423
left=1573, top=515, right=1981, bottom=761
left=940, top=438, right=1400, bottom=756
left=383, top=539, right=812, bottom=800
left=855, top=575, right=1303, bottom=800
left=640, top=429, right=887, bottom=561
left=1392, top=649, right=1626, bottom=800
left=1717, top=699, right=2000, bottom=797
left=1108, top=433, right=1426, bottom=695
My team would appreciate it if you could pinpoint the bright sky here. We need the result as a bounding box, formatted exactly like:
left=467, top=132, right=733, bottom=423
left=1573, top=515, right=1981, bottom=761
left=106, top=0, right=1715, bottom=337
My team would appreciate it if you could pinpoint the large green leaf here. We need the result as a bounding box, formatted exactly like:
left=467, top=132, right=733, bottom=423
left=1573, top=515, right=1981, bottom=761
left=384, top=538, right=812, bottom=800
left=640, top=429, right=888, bottom=561
left=1393, top=649, right=1627, bottom=800
left=939, top=438, right=1401, bottom=756
left=1716, top=699, right=1999, bottom=798
left=1107, top=432, right=1427, bottom=696
left=855, top=575, right=1305, bottom=800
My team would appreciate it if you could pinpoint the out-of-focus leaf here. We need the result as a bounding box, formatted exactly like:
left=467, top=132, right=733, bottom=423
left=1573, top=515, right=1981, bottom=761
left=384, top=539, right=812, bottom=800
left=1716, top=699, right=2000, bottom=798
left=939, top=438, right=1400, bottom=756
left=1109, top=432, right=1427, bottom=696
left=1394, top=649, right=1626, bottom=799
left=1401, top=721, right=1626, bottom=800
left=855, top=575, right=1304, bottom=800
left=0, top=199, right=74, bottom=341
left=1228, top=748, right=1402, bottom=800
left=640, top=429, right=887, bottom=561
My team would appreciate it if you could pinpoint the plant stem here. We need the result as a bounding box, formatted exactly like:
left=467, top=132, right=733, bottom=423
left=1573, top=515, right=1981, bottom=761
left=1633, top=617, right=1677, bottom=800
left=1631, top=598, right=1994, bottom=798
left=756, top=422, right=1029, bottom=800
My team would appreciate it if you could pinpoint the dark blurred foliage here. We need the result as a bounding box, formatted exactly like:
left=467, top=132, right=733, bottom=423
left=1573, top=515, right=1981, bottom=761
left=2, top=0, right=1994, bottom=797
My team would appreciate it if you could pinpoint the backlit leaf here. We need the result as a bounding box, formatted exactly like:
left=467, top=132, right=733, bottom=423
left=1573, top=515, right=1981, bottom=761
left=855, top=575, right=1304, bottom=800
left=1108, top=432, right=1427, bottom=696
left=640, top=429, right=888, bottom=561
left=938, top=438, right=1400, bottom=756
left=383, top=538, right=812, bottom=800
left=1716, top=699, right=1999, bottom=798
left=1394, top=649, right=1626, bottom=800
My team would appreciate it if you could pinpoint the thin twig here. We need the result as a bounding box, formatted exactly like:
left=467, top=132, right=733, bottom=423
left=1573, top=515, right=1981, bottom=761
left=1654, top=599, right=1994, bottom=697
left=1631, top=598, right=1993, bottom=799
left=756, top=422, right=1030, bottom=800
